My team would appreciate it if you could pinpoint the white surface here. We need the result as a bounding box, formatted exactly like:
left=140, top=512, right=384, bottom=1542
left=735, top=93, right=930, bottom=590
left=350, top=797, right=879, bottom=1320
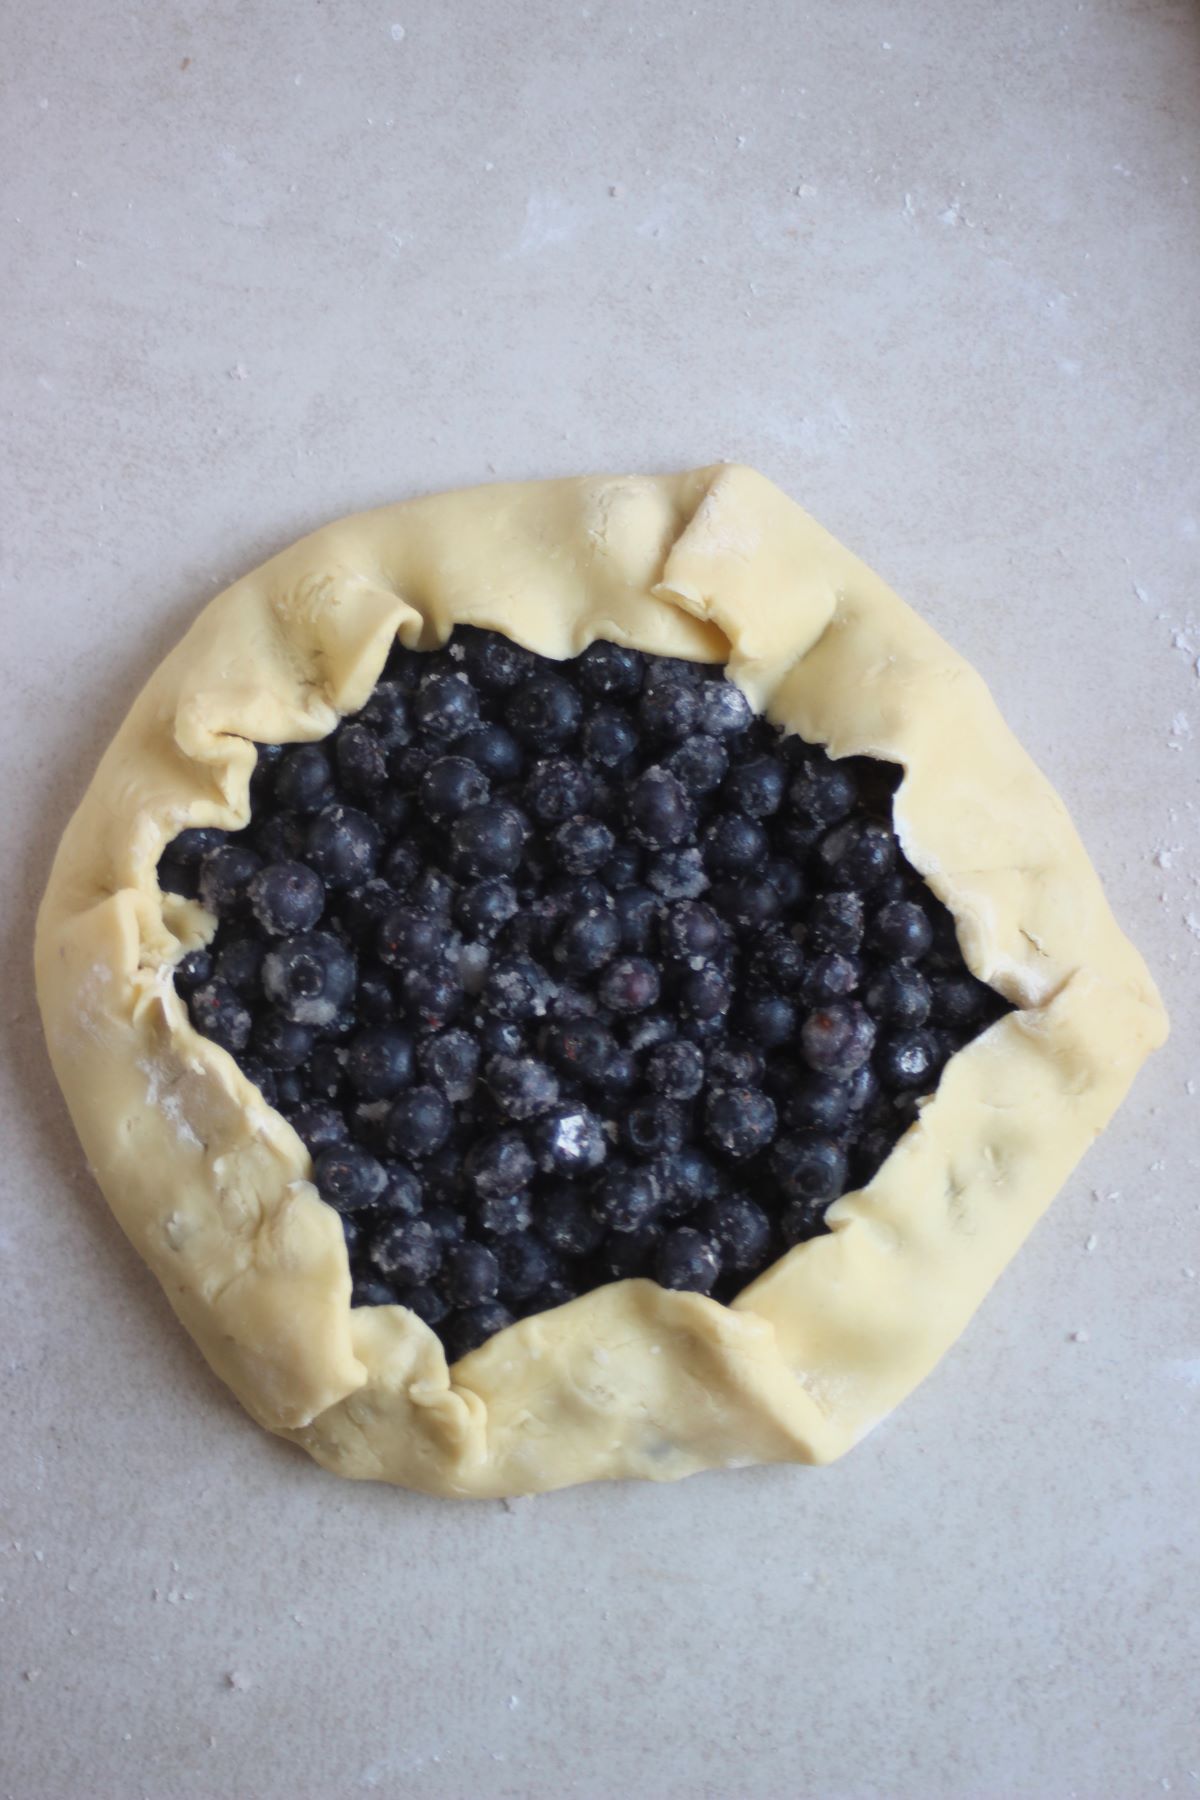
left=3, top=3, right=1198, bottom=1796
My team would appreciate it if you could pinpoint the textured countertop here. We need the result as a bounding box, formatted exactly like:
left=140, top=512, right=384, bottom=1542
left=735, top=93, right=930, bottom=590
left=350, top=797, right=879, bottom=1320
left=3, top=3, right=1197, bottom=1796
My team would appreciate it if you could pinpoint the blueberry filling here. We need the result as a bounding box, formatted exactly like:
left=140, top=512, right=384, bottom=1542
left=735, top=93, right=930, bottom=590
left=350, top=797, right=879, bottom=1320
left=159, top=629, right=1008, bottom=1357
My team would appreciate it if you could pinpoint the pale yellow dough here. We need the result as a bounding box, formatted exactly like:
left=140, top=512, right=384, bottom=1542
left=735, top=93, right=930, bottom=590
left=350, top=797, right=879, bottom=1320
left=35, top=466, right=1167, bottom=1497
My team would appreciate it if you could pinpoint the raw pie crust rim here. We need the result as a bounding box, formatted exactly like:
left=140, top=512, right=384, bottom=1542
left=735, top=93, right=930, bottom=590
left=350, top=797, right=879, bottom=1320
left=34, top=465, right=1167, bottom=1497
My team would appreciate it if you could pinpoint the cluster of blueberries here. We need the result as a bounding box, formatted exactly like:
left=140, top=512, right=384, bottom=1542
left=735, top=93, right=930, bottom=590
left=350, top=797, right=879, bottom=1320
left=159, top=628, right=1006, bottom=1361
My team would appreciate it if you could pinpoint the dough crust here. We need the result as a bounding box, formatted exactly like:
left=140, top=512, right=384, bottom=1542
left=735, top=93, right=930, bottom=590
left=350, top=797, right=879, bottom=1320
left=35, top=467, right=1167, bottom=1496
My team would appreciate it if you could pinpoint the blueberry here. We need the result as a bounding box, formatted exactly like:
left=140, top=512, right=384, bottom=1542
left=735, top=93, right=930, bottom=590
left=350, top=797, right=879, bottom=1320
left=304, top=806, right=381, bottom=889
left=626, top=1011, right=676, bottom=1052
left=158, top=855, right=197, bottom=897
left=459, top=627, right=537, bottom=693
left=444, top=1241, right=501, bottom=1306
left=477, top=1190, right=535, bottom=1238
left=198, top=844, right=262, bottom=914
left=659, top=901, right=723, bottom=963
left=465, top=1131, right=536, bottom=1200
left=275, top=745, right=335, bottom=814
left=523, top=757, right=594, bottom=823
left=425, top=1204, right=468, bottom=1248
left=397, top=1283, right=450, bottom=1327
left=336, top=723, right=387, bottom=795
left=594, top=1164, right=662, bottom=1233
left=382, top=641, right=426, bottom=690
left=603, top=1223, right=661, bottom=1279
left=381, top=842, right=422, bottom=893
left=705, top=1087, right=777, bottom=1159
left=708, top=877, right=782, bottom=935
left=614, top=886, right=658, bottom=953
left=343, top=1026, right=415, bottom=1098
left=385, top=1085, right=453, bottom=1159
left=262, top=931, right=356, bottom=1026
left=554, top=906, right=621, bottom=975
left=869, top=899, right=933, bottom=961
left=697, top=680, right=753, bottom=738
left=189, top=981, right=252, bottom=1053
left=654, top=1145, right=723, bottom=1218
left=449, top=802, right=528, bottom=878
left=356, top=969, right=396, bottom=1024
left=656, top=1227, right=720, bottom=1294
left=538, top=1187, right=606, bottom=1256
left=736, top=993, right=797, bottom=1048
left=818, top=819, right=897, bottom=890
left=378, top=1162, right=423, bottom=1219
left=806, top=891, right=865, bottom=953
left=803, top=952, right=862, bottom=1004
left=931, top=972, right=991, bottom=1029
left=623, top=1097, right=687, bottom=1159
left=541, top=1017, right=616, bottom=1086
left=602, top=844, right=642, bottom=890
left=419, top=755, right=491, bottom=823
left=371, top=1218, right=442, bottom=1284
left=598, top=955, right=660, bottom=1014
left=799, top=1001, right=876, bottom=1077
left=480, top=1018, right=525, bottom=1060
left=247, top=861, right=325, bottom=936
left=787, top=758, right=858, bottom=826
left=457, top=723, right=524, bottom=783
left=417, top=1028, right=480, bottom=1101
left=486, top=1055, right=560, bottom=1120
left=705, top=1041, right=765, bottom=1087
left=455, top=877, right=518, bottom=942
left=552, top=816, right=615, bottom=875
left=414, top=670, right=480, bottom=741
left=287, top=1102, right=349, bottom=1152
left=747, top=931, right=805, bottom=994
left=665, top=734, right=729, bottom=796
left=506, top=673, right=582, bottom=747
left=578, top=641, right=644, bottom=698
left=701, top=813, right=768, bottom=875
left=627, top=767, right=695, bottom=850
left=876, top=1028, right=942, bottom=1092
left=639, top=675, right=700, bottom=743
left=702, top=1196, right=772, bottom=1271
left=273, top=1071, right=305, bottom=1110
left=483, top=954, right=554, bottom=1021
left=352, top=1278, right=398, bottom=1308
left=315, top=1144, right=388, bottom=1212
left=646, top=848, right=709, bottom=900
left=497, top=1232, right=559, bottom=1302
left=678, top=963, right=732, bottom=1020
left=864, top=965, right=932, bottom=1028
left=173, top=947, right=213, bottom=994
left=358, top=680, right=414, bottom=748
left=763, top=858, right=806, bottom=911
left=784, top=1072, right=853, bottom=1133
left=214, top=936, right=265, bottom=993
left=531, top=1105, right=608, bottom=1175
left=170, top=826, right=226, bottom=867
left=252, top=1012, right=315, bottom=1070
left=582, top=707, right=638, bottom=768
left=645, top=1040, right=705, bottom=1099
left=239, top=1058, right=277, bottom=1105
left=444, top=1300, right=514, bottom=1360
left=723, top=755, right=786, bottom=818
left=771, top=1133, right=846, bottom=1205
left=376, top=905, right=455, bottom=971
left=400, top=961, right=465, bottom=1031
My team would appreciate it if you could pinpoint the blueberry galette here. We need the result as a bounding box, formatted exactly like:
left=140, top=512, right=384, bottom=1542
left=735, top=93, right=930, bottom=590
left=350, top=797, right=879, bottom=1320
left=36, top=466, right=1167, bottom=1496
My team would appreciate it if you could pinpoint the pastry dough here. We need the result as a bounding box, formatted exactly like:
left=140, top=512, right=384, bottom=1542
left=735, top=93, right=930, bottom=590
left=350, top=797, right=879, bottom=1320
left=35, top=466, right=1167, bottom=1496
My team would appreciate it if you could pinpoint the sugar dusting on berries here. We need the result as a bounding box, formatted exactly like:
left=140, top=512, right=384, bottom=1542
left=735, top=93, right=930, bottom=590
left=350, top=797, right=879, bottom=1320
left=159, top=630, right=1009, bottom=1360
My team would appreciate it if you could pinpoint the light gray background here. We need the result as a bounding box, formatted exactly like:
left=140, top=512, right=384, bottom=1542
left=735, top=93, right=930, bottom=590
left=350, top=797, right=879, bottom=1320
left=3, top=3, right=1198, bottom=1797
